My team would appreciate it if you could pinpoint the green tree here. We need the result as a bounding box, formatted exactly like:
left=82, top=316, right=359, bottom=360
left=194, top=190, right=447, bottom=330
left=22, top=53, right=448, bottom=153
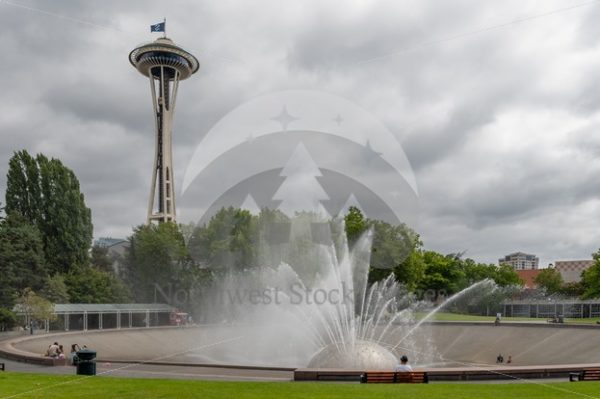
left=534, top=268, right=564, bottom=294
left=15, top=288, right=56, bottom=326
left=581, top=250, right=600, bottom=299
left=0, top=308, right=17, bottom=331
left=90, top=244, right=113, bottom=273
left=446, top=256, right=522, bottom=290
left=461, top=258, right=493, bottom=286
left=5, top=151, right=41, bottom=223
left=417, top=251, right=466, bottom=299
left=5, top=151, right=93, bottom=274
left=285, top=211, right=329, bottom=284
left=369, top=220, right=423, bottom=289
left=0, top=213, right=47, bottom=308
left=341, top=207, right=423, bottom=288
left=254, top=208, right=290, bottom=269
left=493, top=263, right=523, bottom=287
left=188, top=207, right=257, bottom=271
left=389, top=249, right=426, bottom=290
left=344, top=206, right=368, bottom=246
left=561, top=281, right=585, bottom=297
left=66, top=266, right=131, bottom=304
left=179, top=222, right=196, bottom=246
left=123, top=222, right=191, bottom=302
left=40, top=274, right=70, bottom=304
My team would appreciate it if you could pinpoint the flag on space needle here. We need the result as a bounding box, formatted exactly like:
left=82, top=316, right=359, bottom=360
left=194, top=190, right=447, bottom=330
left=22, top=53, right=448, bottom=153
left=150, top=21, right=165, bottom=33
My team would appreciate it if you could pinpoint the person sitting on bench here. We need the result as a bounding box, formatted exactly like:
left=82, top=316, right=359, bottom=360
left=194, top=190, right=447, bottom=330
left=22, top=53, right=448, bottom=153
left=394, top=355, right=413, bottom=372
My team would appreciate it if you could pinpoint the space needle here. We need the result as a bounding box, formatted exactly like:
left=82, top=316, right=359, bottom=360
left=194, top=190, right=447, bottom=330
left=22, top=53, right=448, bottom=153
left=129, top=25, right=199, bottom=224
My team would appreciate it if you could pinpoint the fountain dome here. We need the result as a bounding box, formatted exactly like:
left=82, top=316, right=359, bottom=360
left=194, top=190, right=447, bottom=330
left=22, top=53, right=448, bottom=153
left=308, top=340, right=398, bottom=370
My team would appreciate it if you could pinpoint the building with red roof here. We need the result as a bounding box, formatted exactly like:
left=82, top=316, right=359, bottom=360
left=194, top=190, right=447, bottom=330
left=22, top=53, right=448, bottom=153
left=516, top=269, right=542, bottom=289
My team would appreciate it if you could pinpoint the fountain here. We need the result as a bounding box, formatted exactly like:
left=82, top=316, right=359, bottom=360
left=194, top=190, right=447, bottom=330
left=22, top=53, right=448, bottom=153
left=14, top=210, right=583, bottom=378
left=307, top=340, right=398, bottom=369
left=6, top=219, right=593, bottom=378
left=195, top=215, right=497, bottom=370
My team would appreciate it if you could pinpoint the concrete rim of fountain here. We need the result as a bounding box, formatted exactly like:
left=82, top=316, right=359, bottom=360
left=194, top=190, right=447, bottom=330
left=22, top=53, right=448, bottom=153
left=3, top=321, right=600, bottom=381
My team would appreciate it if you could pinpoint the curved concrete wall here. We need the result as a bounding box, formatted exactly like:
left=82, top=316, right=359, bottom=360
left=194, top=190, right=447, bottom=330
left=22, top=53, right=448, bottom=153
left=6, top=323, right=600, bottom=368
left=429, top=322, right=600, bottom=366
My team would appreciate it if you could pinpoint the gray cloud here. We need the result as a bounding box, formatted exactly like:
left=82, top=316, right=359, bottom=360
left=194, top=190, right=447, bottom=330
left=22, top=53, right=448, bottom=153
left=0, top=0, right=599, bottom=268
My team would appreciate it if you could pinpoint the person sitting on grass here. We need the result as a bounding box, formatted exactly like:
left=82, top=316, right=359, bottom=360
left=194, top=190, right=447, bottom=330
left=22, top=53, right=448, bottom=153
left=394, top=355, right=413, bottom=372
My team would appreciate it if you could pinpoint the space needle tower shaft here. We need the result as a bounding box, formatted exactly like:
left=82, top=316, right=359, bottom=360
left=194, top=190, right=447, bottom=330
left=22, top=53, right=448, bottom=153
left=129, top=37, right=199, bottom=224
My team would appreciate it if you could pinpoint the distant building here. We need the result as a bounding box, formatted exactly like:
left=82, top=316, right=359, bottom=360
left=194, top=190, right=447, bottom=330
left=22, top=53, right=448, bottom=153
left=503, top=298, right=600, bottom=318
left=554, top=260, right=595, bottom=283
left=499, top=252, right=539, bottom=270
left=94, top=237, right=126, bottom=248
left=515, top=269, right=541, bottom=289
left=93, top=237, right=129, bottom=275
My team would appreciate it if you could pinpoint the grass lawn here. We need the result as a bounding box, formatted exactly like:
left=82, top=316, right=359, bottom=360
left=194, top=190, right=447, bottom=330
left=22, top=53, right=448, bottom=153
left=561, top=317, right=600, bottom=324
left=1, top=372, right=600, bottom=399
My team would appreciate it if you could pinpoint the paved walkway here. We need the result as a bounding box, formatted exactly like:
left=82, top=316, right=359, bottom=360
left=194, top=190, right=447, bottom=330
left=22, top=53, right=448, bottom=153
left=0, top=356, right=293, bottom=381
left=2, top=356, right=575, bottom=385
left=0, top=357, right=70, bottom=375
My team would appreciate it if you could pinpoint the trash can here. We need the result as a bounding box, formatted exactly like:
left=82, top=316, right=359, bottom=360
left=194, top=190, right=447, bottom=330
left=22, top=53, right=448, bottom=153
left=76, top=349, right=96, bottom=375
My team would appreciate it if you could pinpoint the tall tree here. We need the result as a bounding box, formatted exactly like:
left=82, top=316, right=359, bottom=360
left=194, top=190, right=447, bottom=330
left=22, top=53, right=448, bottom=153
left=5, top=151, right=41, bottom=223
left=40, top=274, right=70, bottom=304
left=0, top=213, right=47, bottom=308
left=5, top=151, right=93, bottom=274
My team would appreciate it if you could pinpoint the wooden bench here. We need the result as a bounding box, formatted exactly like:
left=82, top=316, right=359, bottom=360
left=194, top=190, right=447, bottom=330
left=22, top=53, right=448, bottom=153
left=570, top=368, right=600, bottom=382
left=361, top=371, right=428, bottom=384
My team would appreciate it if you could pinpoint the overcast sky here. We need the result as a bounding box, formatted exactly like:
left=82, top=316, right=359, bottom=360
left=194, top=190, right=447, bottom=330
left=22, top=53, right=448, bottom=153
left=1, top=0, right=599, bottom=267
